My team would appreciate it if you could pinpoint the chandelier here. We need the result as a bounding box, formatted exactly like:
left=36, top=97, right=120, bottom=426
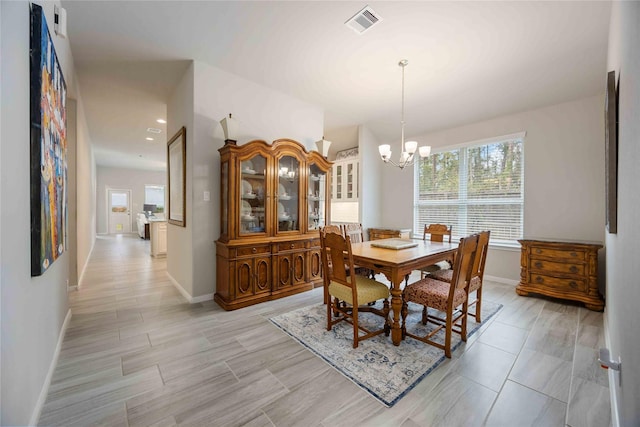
left=378, top=60, right=431, bottom=169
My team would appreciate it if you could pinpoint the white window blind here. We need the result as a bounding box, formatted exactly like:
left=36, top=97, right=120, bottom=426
left=414, top=135, right=524, bottom=245
left=145, top=185, right=165, bottom=209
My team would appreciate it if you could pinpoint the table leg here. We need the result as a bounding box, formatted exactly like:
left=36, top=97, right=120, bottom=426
left=390, top=281, right=403, bottom=346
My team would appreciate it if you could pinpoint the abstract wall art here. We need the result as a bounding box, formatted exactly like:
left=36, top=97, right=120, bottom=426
left=30, top=4, right=67, bottom=276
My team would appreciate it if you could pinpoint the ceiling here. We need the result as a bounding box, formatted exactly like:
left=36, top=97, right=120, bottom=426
left=62, top=1, right=611, bottom=171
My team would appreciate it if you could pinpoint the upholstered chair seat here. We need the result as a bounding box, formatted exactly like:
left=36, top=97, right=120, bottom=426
left=328, top=276, right=390, bottom=306
left=403, top=277, right=467, bottom=313
left=430, top=270, right=481, bottom=292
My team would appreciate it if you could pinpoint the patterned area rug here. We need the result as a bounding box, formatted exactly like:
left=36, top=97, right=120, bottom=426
left=270, top=299, right=502, bottom=407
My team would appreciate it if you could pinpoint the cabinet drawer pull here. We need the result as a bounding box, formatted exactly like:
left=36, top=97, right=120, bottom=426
left=290, top=243, right=295, bottom=249
left=569, top=281, right=578, bottom=289
left=252, top=248, right=257, bottom=253
left=535, top=276, right=544, bottom=283
left=534, top=261, right=543, bottom=268
left=570, top=252, right=578, bottom=257
left=569, top=266, right=578, bottom=273
left=535, top=249, right=542, bottom=254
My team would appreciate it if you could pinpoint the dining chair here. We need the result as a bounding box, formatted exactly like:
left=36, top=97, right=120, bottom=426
left=341, top=223, right=375, bottom=279
left=320, top=228, right=391, bottom=348
left=321, top=225, right=343, bottom=304
left=418, top=224, right=453, bottom=278
left=430, top=230, right=490, bottom=322
left=401, top=233, right=479, bottom=358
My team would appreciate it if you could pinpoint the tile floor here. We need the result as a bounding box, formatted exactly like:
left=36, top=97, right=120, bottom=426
left=39, top=234, right=611, bottom=426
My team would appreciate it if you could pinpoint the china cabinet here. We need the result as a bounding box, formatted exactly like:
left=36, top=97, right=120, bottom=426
left=215, top=139, right=331, bottom=310
left=332, top=158, right=359, bottom=202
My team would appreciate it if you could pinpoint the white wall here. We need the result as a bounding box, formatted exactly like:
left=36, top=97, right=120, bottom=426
left=167, top=62, right=195, bottom=297
left=325, top=125, right=358, bottom=159
left=67, top=99, right=78, bottom=287
left=605, top=2, right=640, bottom=424
left=380, top=95, right=605, bottom=281
left=75, top=95, right=97, bottom=288
left=358, top=125, right=383, bottom=235
left=96, top=166, right=167, bottom=234
left=0, top=1, right=94, bottom=424
left=166, top=61, right=323, bottom=299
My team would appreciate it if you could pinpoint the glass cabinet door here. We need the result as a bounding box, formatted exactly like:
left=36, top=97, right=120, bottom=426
left=307, top=164, right=327, bottom=231
left=221, top=161, right=229, bottom=236
left=239, top=154, right=267, bottom=235
left=335, top=164, right=343, bottom=200
left=347, top=162, right=355, bottom=199
left=277, top=155, right=300, bottom=232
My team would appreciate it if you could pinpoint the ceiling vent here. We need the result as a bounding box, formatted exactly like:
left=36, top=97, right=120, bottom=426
left=146, top=127, right=162, bottom=134
left=345, top=6, right=382, bottom=35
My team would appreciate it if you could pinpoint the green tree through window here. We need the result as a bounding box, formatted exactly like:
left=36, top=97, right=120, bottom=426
left=414, top=135, right=524, bottom=245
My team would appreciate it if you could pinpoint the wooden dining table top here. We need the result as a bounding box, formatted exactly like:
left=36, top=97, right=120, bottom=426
left=348, top=238, right=458, bottom=346
left=349, top=239, right=458, bottom=270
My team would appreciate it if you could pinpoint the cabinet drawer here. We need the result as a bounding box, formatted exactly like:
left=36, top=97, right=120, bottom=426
left=529, top=259, right=585, bottom=276
left=530, top=246, right=585, bottom=261
left=529, top=274, right=586, bottom=292
left=235, top=245, right=271, bottom=257
left=370, top=231, right=397, bottom=240
left=309, top=238, right=321, bottom=248
left=278, top=241, right=306, bottom=252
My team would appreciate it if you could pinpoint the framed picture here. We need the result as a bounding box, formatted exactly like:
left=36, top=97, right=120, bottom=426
left=30, top=4, right=67, bottom=276
left=605, top=70, right=618, bottom=234
left=167, top=127, right=186, bottom=227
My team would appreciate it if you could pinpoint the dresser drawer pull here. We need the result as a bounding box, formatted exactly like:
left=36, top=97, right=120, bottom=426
left=290, top=243, right=295, bottom=249
left=252, top=248, right=257, bottom=253
left=569, top=266, right=578, bottom=273
left=535, top=249, right=542, bottom=254
left=534, top=261, right=543, bottom=268
left=570, top=252, right=578, bottom=257
left=569, top=281, right=578, bottom=289
left=535, top=276, right=544, bottom=283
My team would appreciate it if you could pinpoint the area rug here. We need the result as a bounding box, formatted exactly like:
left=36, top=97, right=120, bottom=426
left=269, top=299, right=502, bottom=407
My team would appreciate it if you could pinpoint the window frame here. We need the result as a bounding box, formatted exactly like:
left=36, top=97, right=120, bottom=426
left=144, top=184, right=166, bottom=211
left=413, top=132, right=526, bottom=248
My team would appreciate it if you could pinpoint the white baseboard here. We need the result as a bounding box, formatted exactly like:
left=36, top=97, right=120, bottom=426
left=77, top=237, right=96, bottom=289
left=603, top=310, right=621, bottom=427
left=30, top=308, right=72, bottom=426
left=166, top=272, right=213, bottom=304
left=484, top=274, right=519, bottom=286
left=191, top=293, right=214, bottom=304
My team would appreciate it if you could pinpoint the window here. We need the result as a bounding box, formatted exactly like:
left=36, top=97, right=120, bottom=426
left=145, top=185, right=165, bottom=212
left=414, top=133, right=524, bottom=246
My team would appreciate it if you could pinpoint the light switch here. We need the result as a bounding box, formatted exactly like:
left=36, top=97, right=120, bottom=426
left=203, top=191, right=210, bottom=201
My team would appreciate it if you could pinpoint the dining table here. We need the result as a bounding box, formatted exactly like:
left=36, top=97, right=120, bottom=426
left=350, top=239, right=458, bottom=346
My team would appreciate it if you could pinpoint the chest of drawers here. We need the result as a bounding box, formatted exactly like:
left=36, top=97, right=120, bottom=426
left=516, top=239, right=604, bottom=311
left=368, top=228, right=412, bottom=241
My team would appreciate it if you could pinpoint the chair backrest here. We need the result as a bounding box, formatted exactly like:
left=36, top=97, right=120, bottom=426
left=448, top=234, right=480, bottom=300
left=323, top=224, right=342, bottom=236
left=342, top=223, right=365, bottom=244
left=424, top=224, right=453, bottom=243
left=471, top=230, right=490, bottom=280
left=320, top=229, right=356, bottom=290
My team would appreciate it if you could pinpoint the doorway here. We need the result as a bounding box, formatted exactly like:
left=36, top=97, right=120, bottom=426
left=107, top=188, right=132, bottom=234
